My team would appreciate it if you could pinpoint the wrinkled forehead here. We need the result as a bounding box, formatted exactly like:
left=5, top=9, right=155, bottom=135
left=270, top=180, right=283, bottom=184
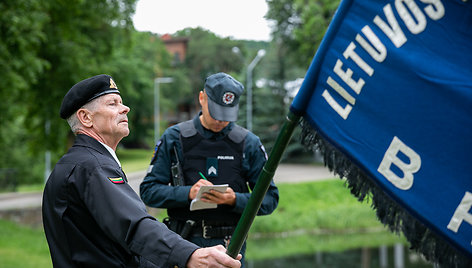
left=98, top=93, right=122, bottom=103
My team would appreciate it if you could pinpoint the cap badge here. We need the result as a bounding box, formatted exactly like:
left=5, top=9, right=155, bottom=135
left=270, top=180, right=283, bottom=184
left=222, top=92, right=235, bottom=105
left=110, top=78, right=118, bottom=89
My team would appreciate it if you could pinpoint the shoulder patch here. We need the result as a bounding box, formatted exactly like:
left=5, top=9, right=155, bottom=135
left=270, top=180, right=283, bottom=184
left=150, top=140, right=162, bottom=164
left=108, top=177, right=125, bottom=184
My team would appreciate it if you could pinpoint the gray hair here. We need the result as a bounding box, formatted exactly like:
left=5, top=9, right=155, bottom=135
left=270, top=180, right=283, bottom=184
left=66, top=98, right=101, bottom=134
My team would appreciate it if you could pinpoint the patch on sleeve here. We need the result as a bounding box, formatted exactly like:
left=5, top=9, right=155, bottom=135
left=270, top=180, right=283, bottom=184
left=146, top=165, right=154, bottom=174
left=150, top=140, right=163, bottom=164
left=260, top=145, right=268, bottom=160
left=108, top=177, right=125, bottom=184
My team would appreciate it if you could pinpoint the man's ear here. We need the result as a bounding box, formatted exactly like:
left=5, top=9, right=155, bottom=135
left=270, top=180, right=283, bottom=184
left=198, top=91, right=205, bottom=106
left=77, top=109, right=93, bottom=128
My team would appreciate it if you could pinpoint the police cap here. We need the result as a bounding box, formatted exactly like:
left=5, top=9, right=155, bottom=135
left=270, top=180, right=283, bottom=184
left=204, top=72, right=244, bottom=122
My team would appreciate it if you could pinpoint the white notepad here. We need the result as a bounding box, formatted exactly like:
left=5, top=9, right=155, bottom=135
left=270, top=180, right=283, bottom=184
left=190, top=184, right=228, bottom=211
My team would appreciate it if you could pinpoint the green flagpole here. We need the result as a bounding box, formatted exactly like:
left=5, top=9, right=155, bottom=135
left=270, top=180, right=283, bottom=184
left=227, top=110, right=300, bottom=258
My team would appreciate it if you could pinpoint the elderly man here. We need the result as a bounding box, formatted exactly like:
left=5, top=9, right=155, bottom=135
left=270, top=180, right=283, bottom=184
left=42, top=74, right=241, bottom=268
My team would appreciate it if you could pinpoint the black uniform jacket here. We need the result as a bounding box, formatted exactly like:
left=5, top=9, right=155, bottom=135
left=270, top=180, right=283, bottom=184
left=42, top=134, right=198, bottom=268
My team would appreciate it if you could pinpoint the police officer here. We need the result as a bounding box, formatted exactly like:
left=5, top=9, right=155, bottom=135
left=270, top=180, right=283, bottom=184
left=140, top=72, right=279, bottom=266
left=42, top=74, right=241, bottom=268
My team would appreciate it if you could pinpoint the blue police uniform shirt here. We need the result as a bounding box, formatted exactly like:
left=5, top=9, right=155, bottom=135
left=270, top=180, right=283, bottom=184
left=140, top=114, right=279, bottom=216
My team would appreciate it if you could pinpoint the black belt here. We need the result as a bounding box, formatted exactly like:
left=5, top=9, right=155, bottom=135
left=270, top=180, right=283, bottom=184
left=165, top=218, right=236, bottom=239
left=192, top=220, right=236, bottom=239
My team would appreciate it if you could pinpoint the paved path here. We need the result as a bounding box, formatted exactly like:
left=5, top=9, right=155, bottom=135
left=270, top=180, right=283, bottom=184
left=0, top=164, right=337, bottom=211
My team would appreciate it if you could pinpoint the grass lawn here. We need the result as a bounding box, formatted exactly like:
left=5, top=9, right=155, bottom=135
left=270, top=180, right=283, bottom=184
left=0, top=220, right=51, bottom=268
left=244, top=179, right=404, bottom=260
left=147, top=179, right=405, bottom=261
left=251, top=179, right=385, bottom=233
left=0, top=179, right=404, bottom=267
left=2, top=149, right=405, bottom=266
left=117, top=148, right=152, bottom=173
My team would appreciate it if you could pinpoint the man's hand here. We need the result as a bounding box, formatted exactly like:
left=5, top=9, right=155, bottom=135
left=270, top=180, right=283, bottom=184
left=201, top=187, right=236, bottom=206
left=189, top=179, right=213, bottom=200
left=187, top=245, right=242, bottom=268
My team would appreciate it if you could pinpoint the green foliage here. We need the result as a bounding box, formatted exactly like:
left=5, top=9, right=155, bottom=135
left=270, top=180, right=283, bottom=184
left=108, top=31, right=173, bottom=148
left=257, top=0, right=344, bottom=161
left=250, top=84, right=287, bottom=152
left=27, top=0, right=137, bottom=155
left=293, top=0, right=340, bottom=66
left=0, top=0, right=49, bottom=184
left=267, top=0, right=341, bottom=68
left=158, top=68, right=192, bottom=124
left=175, top=27, right=245, bottom=93
left=0, top=0, right=48, bottom=92
left=245, top=24, right=311, bottom=160
left=1, top=0, right=339, bottom=186
left=0, top=0, right=139, bottom=185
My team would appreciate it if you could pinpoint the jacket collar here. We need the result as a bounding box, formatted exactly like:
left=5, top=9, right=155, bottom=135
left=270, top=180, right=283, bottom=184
left=74, top=134, right=115, bottom=160
left=193, top=112, right=234, bottom=140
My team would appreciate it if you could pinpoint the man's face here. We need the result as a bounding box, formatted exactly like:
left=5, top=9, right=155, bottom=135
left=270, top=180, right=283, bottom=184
left=199, top=91, right=229, bottom=133
left=91, top=93, right=130, bottom=142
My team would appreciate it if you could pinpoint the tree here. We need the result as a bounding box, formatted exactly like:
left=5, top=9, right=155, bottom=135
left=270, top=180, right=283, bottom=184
left=247, top=40, right=310, bottom=161
left=258, top=0, right=341, bottom=161
left=0, top=0, right=49, bottom=185
left=105, top=31, right=176, bottom=148
left=26, top=0, right=137, bottom=155
left=0, top=0, right=138, bottom=184
left=266, top=0, right=340, bottom=68
left=175, top=27, right=245, bottom=94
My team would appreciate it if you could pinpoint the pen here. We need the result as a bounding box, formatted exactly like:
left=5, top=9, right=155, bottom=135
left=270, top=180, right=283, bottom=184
left=198, top=172, right=208, bottom=181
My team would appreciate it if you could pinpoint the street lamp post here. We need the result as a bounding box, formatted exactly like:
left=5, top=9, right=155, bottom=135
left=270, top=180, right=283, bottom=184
left=154, top=77, right=173, bottom=142
left=246, top=49, right=266, bottom=131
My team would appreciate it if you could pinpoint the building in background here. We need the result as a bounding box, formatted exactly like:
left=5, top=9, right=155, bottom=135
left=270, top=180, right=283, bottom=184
left=161, top=34, right=189, bottom=65
left=160, top=34, right=194, bottom=126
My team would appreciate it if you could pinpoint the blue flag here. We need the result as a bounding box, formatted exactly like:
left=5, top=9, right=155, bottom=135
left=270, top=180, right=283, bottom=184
left=291, top=0, right=472, bottom=265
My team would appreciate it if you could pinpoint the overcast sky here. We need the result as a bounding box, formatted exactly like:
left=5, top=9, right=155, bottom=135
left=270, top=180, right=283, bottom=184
left=132, top=0, right=272, bottom=41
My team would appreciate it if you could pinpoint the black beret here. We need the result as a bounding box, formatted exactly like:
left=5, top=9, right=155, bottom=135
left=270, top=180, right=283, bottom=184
left=60, top=74, right=120, bottom=119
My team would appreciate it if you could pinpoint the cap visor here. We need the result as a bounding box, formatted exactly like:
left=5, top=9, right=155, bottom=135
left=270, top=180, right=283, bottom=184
left=207, top=98, right=238, bottom=122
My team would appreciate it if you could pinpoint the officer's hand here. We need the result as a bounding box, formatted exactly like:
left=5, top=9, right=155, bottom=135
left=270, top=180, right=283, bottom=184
left=189, top=179, right=213, bottom=200
left=201, top=187, right=236, bottom=206
left=187, top=245, right=242, bottom=268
